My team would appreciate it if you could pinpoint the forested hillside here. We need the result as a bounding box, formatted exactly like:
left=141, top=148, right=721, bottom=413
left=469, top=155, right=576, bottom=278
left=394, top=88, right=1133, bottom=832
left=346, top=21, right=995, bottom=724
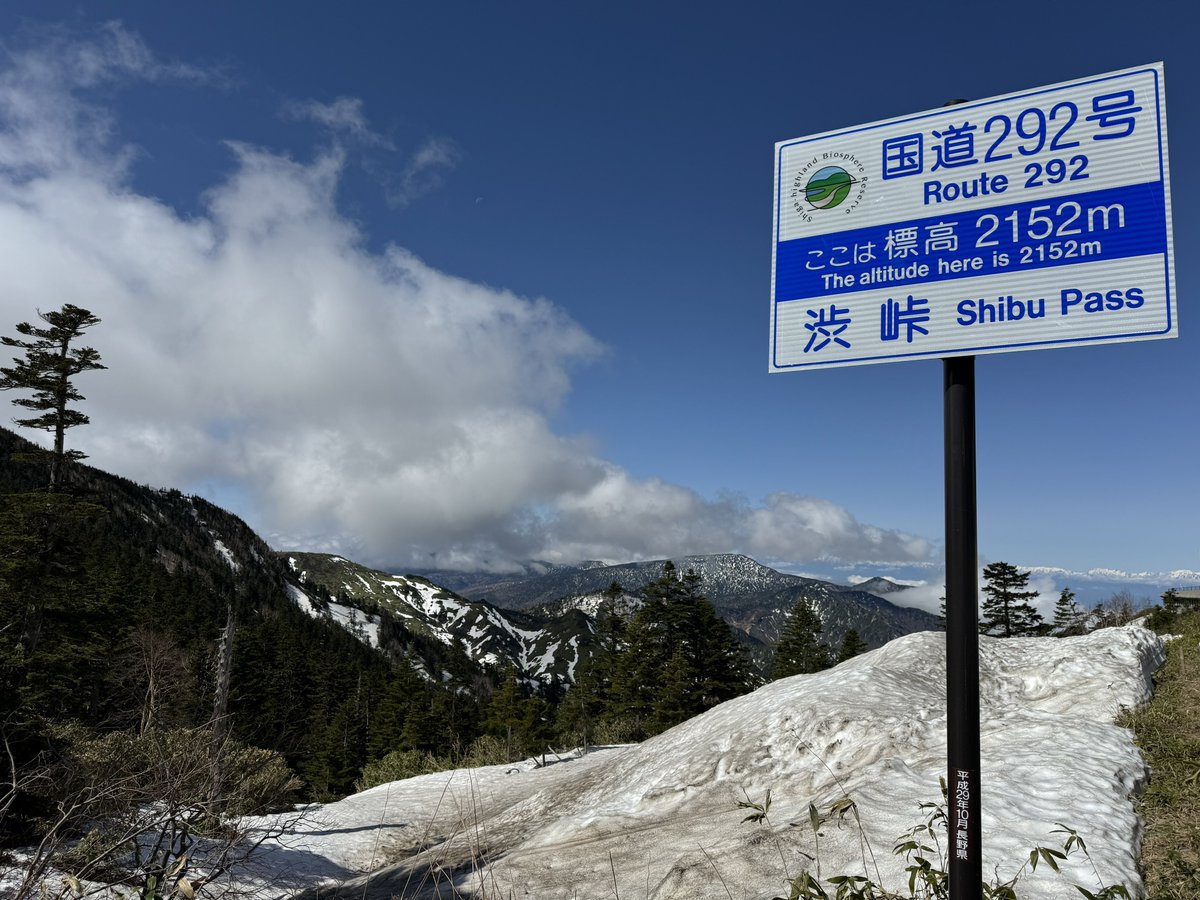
left=0, top=427, right=487, bottom=829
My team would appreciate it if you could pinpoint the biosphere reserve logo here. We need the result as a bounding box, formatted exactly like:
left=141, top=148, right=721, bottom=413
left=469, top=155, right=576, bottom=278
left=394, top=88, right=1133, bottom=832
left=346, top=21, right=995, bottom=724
left=805, top=166, right=855, bottom=208
left=790, top=151, right=868, bottom=223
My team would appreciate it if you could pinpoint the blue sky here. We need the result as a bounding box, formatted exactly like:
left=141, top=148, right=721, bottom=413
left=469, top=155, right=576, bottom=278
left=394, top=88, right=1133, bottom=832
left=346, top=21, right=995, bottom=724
left=0, top=2, right=1195, bottom=601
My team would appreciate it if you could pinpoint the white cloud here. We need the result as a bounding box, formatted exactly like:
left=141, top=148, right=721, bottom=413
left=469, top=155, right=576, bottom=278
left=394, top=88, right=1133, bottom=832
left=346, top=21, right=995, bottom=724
left=281, top=96, right=393, bottom=148
left=0, top=22, right=209, bottom=183
left=387, top=136, right=460, bottom=207
left=0, top=26, right=936, bottom=573
left=887, top=581, right=945, bottom=616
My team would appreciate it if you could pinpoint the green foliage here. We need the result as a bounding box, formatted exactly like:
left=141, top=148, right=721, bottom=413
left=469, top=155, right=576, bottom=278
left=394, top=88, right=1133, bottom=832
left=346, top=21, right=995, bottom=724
left=773, top=598, right=832, bottom=678
left=0, top=491, right=112, bottom=723
left=356, top=749, right=453, bottom=791
left=979, top=562, right=1044, bottom=637
left=0, top=426, right=411, bottom=818
left=554, top=562, right=754, bottom=744
left=3, top=724, right=301, bottom=900
left=556, top=606, right=626, bottom=746
left=740, top=784, right=1132, bottom=900
left=480, top=667, right=552, bottom=760
left=1118, top=608, right=1200, bottom=898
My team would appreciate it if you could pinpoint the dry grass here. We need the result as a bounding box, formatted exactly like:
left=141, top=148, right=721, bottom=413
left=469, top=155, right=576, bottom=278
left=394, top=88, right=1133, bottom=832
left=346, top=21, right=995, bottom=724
left=1120, top=608, right=1200, bottom=898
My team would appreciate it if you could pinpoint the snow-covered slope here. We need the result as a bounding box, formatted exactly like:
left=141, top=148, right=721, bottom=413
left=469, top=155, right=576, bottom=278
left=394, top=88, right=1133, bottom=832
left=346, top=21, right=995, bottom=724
left=236, top=623, right=1163, bottom=900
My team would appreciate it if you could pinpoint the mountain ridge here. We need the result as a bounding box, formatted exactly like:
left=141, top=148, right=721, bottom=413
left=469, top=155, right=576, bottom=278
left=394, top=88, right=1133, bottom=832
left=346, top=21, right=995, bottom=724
left=413, top=553, right=939, bottom=653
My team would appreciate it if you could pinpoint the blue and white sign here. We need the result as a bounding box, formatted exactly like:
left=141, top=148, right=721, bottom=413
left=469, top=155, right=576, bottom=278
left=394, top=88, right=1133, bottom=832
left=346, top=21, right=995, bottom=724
left=770, top=63, right=1176, bottom=372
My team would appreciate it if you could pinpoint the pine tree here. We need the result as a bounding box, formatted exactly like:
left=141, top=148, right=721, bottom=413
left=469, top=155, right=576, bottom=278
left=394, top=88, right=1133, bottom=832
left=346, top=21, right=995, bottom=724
left=979, top=562, right=1044, bottom=637
left=0, top=305, right=105, bottom=490
left=400, top=695, right=440, bottom=753
left=772, top=598, right=831, bottom=678
left=1052, top=587, right=1084, bottom=636
left=556, top=607, right=624, bottom=746
left=483, top=667, right=548, bottom=759
left=650, top=648, right=695, bottom=733
left=836, top=628, right=869, bottom=663
left=606, top=562, right=751, bottom=737
left=366, top=670, right=420, bottom=760
left=1162, top=588, right=1181, bottom=614
left=0, top=491, right=107, bottom=721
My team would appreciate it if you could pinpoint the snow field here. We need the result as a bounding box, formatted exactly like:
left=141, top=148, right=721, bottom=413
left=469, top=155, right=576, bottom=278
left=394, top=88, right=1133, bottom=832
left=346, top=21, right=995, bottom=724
left=235, top=624, right=1163, bottom=899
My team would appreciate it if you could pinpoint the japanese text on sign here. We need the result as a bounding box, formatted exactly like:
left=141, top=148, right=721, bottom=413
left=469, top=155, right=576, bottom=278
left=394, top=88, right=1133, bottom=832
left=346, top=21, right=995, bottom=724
left=770, top=64, right=1175, bottom=372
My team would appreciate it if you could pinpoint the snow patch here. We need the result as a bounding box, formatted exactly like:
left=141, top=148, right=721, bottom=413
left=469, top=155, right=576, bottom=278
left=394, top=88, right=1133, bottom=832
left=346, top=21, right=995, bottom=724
left=212, top=538, right=239, bottom=572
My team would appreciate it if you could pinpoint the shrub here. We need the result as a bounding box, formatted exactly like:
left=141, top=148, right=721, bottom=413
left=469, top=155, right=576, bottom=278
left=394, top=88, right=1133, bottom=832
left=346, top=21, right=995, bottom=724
left=356, top=749, right=453, bottom=792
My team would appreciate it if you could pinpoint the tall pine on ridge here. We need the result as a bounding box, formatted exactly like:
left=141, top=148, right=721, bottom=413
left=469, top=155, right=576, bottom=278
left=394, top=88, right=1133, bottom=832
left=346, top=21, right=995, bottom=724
left=0, top=305, right=105, bottom=491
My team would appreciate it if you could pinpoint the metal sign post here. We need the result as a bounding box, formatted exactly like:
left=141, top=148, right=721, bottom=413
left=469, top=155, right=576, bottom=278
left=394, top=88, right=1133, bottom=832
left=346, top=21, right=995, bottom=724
left=944, top=354, right=981, bottom=896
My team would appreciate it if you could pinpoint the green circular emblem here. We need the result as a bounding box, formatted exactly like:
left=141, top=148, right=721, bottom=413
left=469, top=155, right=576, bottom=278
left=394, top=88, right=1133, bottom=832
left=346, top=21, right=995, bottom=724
left=804, top=166, right=856, bottom=210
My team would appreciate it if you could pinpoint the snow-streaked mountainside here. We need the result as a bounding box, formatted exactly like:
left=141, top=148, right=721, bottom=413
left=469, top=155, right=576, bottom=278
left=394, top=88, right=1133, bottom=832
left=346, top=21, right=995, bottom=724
left=285, top=552, right=598, bottom=683
left=288, top=551, right=939, bottom=684
left=222, top=624, right=1163, bottom=900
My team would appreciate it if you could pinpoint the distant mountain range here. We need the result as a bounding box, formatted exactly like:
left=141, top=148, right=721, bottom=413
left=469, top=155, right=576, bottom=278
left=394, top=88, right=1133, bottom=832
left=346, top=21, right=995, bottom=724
left=280, top=552, right=936, bottom=680
left=416, top=553, right=935, bottom=651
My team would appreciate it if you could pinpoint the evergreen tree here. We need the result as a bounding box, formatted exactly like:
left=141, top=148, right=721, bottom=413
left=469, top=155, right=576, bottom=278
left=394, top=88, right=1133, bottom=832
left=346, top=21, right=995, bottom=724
left=836, top=628, right=869, bottom=663
left=1162, top=588, right=1181, bottom=614
left=400, top=694, right=441, bottom=753
left=1147, top=588, right=1182, bottom=632
left=307, top=696, right=368, bottom=799
left=0, top=305, right=105, bottom=490
left=650, top=648, right=695, bottom=733
left=556, top=607, right=624, bottom=746
left=366, top=670, right=419, bottom=760
left=0, top=491, right=109, bottom=722
left=430, top=687, right=481, bottom=758
left=483, top=667, right=548, bottom=759
left=772, top=598, right=830, bottom=678
left=979, top=562, right=1044, bottom=637
left=1052, top=587, right=1084, bottom=636
left=606, top=562, right=751, bottom=737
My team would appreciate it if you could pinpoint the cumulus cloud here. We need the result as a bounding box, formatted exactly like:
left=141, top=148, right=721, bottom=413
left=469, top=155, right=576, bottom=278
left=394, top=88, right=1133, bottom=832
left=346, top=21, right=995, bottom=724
left=0, top=26, right=935, bottom=573
left=544, top=474, right=931, bottom=567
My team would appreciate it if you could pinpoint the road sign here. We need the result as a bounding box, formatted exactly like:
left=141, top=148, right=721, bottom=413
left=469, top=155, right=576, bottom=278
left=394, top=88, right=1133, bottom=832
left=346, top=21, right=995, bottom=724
left=770, top=63, right=1176, bottom=372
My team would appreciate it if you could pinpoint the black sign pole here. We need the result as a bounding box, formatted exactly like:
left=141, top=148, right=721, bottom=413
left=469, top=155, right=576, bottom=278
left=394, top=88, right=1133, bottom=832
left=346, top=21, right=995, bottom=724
left=944, top=353, right=981, bottom=898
